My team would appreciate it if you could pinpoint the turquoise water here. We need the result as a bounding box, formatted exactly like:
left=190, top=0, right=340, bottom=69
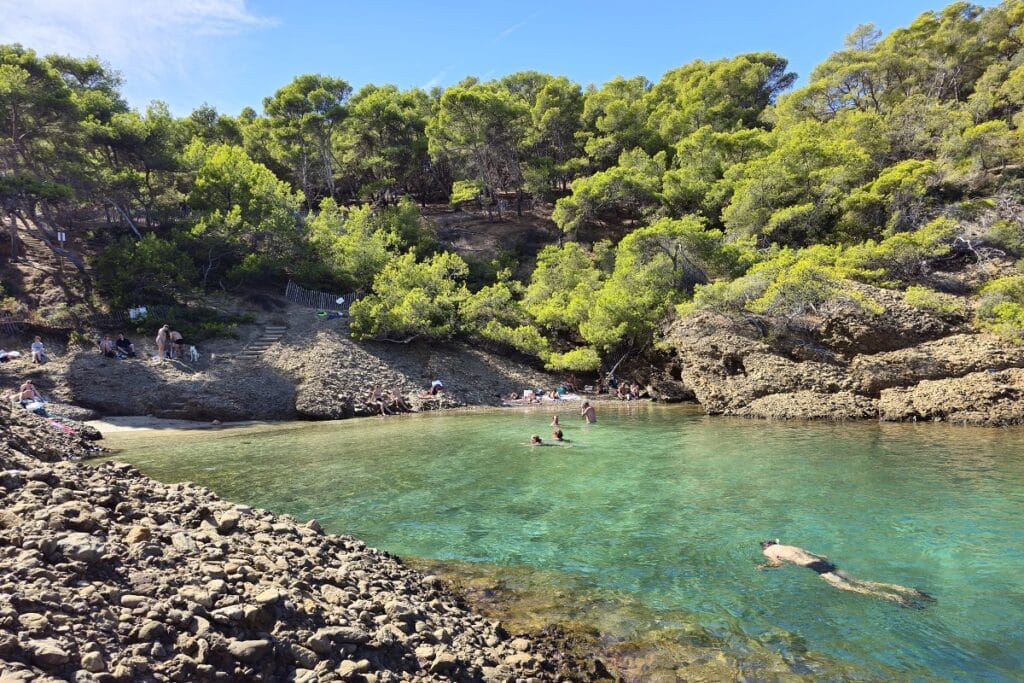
left=102, top=405, right=1024, bottom=681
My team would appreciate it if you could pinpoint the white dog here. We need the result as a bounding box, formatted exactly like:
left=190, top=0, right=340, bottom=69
left=187, top=345, right=200, bottom=362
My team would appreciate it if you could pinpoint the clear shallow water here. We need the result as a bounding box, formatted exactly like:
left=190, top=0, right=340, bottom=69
left=102, top=405, right=1024, bottom=681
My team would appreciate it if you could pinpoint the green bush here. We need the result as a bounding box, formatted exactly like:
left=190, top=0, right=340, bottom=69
left=141, top=306, right=255, bottom=341
left=93, top=235, right=197, bottom=309
left=903, top=285, right=965, bottom=318
left=981, top=219, right=1024, bottom=255
left=976, top=275, right=1024, bottom=340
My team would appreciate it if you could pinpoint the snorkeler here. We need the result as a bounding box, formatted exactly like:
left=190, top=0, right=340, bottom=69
left=758, top=540, right=934, bottom=608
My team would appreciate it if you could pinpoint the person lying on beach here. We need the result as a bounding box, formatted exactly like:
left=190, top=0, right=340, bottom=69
left=419, top=379, right=444, bottom=397
left=758, top=540, right=935, bottom=608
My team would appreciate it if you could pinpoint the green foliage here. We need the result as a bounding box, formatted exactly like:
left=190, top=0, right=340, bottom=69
left=522, top=242, right=607, bottom=337
left=93, top=235, right=197, bottom=308
left=553, top=149, right=666, bottom=233
left=981, top=218, right=1024, bottom=254
left=349, top=251, right=470, bottom=340
left=300, top=198, right=435, bottom=292
left=903, top=285, right=965, bottom=317
left=427, top=83, right=528, bottom=199
left=153, top=306, right=255, bottom=341
left=746, top=260, right=843, bottom=317
left=646, top=53, right=794, bottom=145
left=840, top=217, right=957, bottom=283
left=840, top=159, right=943, bottom=236
left=449, top=179, right=484, bottom=206
left=186, top=142, right=305, bottom=284
left=262, top=73, right=351, bottom=202
left=580, top=216, right=728, bottom=351
left=976, top=275, right=1024, bottom=340
left=544, top=347, right=602, bottom=372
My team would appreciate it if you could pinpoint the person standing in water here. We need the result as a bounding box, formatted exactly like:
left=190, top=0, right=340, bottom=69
left=551, top=414, right=560, bottom=426
left=580, top=401, right=596, bottom=423
left=758, top=540, right=934, bottom=608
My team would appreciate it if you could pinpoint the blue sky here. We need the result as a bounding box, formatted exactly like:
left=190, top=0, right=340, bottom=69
left=0, top=0, right=999, bottom=116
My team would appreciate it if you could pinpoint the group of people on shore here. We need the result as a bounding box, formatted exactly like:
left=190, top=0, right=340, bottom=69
left=99, top=333, right=137, bottom=359
left=5, top=379, right=47, bottom=415
left=154, top=325, right=185, bottom=360
left=367, top=380, right=443, bottom=416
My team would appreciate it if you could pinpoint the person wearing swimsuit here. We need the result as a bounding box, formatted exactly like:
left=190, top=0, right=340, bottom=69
left=758, top=540, right=934, bottom=608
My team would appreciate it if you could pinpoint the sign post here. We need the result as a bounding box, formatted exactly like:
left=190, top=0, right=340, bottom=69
left=56, top=231, right=66, bottom=274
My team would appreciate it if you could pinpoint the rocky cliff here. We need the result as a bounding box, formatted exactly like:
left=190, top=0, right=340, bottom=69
left=662, top=283, right=1024, bottom=426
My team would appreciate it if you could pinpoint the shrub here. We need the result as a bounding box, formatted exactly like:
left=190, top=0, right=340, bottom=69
left=93, top=235, right=197, bottom=309
left=903, top=285, right=965, bottom=318
left=981, top=219, right=1024, bottom=255
left=976, top=275, right=1024, bottom=340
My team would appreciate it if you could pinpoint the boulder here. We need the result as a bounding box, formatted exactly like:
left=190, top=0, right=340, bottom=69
left=879, top=368, right=1024, bottom=426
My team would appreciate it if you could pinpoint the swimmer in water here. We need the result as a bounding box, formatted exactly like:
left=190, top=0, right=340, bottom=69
left=528, top=432, right=552, bottom=448
left=758, top=540, right=935, bottom=608
left=551, top=428, right=570, bottom=443
left=551, top=414, right=560, bottom=426
left=580, top=401, right=596, bottom=423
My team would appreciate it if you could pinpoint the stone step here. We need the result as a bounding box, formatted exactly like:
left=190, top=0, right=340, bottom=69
left=264, top=326, right=288, bottom=332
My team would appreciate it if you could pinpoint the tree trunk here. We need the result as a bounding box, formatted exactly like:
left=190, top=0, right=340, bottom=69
left=105, top=199, right=142, bottom=239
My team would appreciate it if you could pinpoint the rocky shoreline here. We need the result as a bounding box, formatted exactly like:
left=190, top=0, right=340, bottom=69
left=0, top=404, right=609, bottom=682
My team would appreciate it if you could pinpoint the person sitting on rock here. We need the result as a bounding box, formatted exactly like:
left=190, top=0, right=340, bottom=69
left=758, top=540, right=935, bottom=608
left=389, top=386, right=411, bottom=412
left=99, top=335, right=116, bottom=358
left=368, top=386, right=391, bottom=416
left=17, top=380, right=42, bottom=406
left=30, top=336, right=47, bottom=364
left=115, top=334, right=136, bottom=358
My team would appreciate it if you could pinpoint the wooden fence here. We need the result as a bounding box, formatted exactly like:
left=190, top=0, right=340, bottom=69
left=284, top=281, right=353, bottom=313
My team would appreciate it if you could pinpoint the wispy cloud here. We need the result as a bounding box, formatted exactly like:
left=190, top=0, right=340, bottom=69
left=494, top=11, right=540, bottom=43
left=421, top=65, right=453, bottom=90
left=0, top=0, right=273, bottom=85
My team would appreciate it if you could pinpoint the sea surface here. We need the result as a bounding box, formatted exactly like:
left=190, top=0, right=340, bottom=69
left=100, top=404, right=1024, bottom=681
